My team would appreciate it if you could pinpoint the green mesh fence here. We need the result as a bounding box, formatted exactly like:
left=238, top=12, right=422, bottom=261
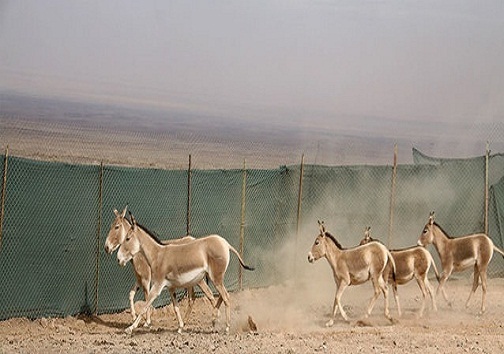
left=0, top=156, right=100, bottom=319
left=1, top=148, right=504, bottom=320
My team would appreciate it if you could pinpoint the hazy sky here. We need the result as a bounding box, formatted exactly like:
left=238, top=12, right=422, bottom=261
left=1, top=0, right=504, bottom=125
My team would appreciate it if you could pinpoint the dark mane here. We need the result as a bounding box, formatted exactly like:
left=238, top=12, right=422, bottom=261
left=324, top=231, right=345, bottom=250
left=137, top=223, right=164, bottom=245
left=433, top=221, right=455, bottom=239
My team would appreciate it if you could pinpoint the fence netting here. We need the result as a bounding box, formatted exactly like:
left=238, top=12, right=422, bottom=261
left=1, top=148, right=504, bottom=320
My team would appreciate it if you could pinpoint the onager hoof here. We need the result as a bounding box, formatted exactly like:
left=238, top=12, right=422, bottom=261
left=325, top=319, right=334, bottom=327
left=125, top=326, right=134, bottom=334
left=177, top=327, right=183, bottom=334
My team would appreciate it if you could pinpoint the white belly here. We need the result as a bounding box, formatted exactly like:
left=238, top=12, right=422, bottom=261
left=166, top=267, right=206, bottom=288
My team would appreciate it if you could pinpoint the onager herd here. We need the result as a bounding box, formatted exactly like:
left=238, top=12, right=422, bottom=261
left=105, top=207, right=504, bottom=334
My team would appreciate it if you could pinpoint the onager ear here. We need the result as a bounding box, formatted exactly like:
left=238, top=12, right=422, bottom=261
left=121, top=205, right=128, bottom=218
left=113, top=209, right=120, bottom=217
left=318, top=220, right=326, bottom=234
left=429, top=211, right=435, bottom=225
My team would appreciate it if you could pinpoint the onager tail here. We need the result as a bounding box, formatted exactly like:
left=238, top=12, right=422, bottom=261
left=229, top=245, right=255, bottom=271
left=386, top=250, right=397, bottom=292
left=426, top=250, right=441, bottom=282
left=494, top=245, right=504, bottom=259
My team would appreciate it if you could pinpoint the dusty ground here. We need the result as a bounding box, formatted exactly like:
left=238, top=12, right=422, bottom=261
left=1, top=277, right=503, bottom=354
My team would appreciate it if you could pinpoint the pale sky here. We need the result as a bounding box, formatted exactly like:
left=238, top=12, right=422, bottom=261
left=1, top=0, right=504, bottom=126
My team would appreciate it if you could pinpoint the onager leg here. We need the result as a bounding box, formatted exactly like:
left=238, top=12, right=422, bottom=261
left=379, top=276, right=391, bottom=320
left=479, top=269, right=488, bottom=314
left=366, top=276, right=390, bottom=320
left=125, top=283, right=164, bottom=334
left=129, top=282, right=140, bottom=320
left=184, top=280, right=217, bottom=323
left=437, top=267, right=453, bottom=307
left=465, top=264, right=480, bottom=310
left=129, top=278, right=153, bottom=326
left=415, top=275, right=429, bottom=317
left=333, top=282, right=349, bottom=324
left=183, top=287, right=195, bottom=322
left=212, top=282, right=231, bottom=333
left=325, top=284, right=343, bottom=327
left=391, top=282, right=401, bottom=317
left=140, top=277, right=152, bottom=327
left=212, top=296, right=223, bottom=328
left=169, top=290, right=185, bottom=333
left=424, top=277, right=437, bottom=312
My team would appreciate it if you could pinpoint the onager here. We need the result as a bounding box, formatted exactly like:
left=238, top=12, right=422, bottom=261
left=104, top=206, right=215, bottom=326
left=307, top=221, right=396, bottom=326
left=418, top=212, right=504, bottom=314
left=360, top=226, right=439, bottom=317
left=117, top=214, right=254, bottom=334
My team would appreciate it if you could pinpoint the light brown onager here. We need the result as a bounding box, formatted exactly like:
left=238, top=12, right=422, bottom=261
left=418, top=212, right=504, bottom=314
left=117, top=214, right=254, bottom=334
left=360, top=226, right=440, bottom=317
left=307, top=221, right=396, bottom=326
left=104, top=206, right=215, bottom=326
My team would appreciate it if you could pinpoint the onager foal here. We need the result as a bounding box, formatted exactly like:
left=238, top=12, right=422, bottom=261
left=360, top=227, right=439, bottom=317
left=307, top=221, right=396, bottom=326
left=418, top=212, right=504, bottom=314
left=117, top=214, right=254, bottom=334
left=104, top=206, right=215, bottom=326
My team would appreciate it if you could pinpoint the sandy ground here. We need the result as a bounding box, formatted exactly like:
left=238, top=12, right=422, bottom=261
left=1, top=277, right=503, bottom=354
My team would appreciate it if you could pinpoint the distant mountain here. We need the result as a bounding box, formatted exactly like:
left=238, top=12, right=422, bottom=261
left=1, top=91, right=502, bottom=168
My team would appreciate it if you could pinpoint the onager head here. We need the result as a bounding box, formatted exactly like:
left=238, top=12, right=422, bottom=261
left=418, top=211, right=435, bottom=247
left=104, top=206, right=130, bottom=254
left=308, top=220, right=329, bottom=263
left=359, top=226, right=373, bottom=245
left=117, top=214, right=142, bottom=267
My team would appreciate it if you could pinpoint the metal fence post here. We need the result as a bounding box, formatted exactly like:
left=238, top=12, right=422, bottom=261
left=0, top=146, right=9, bottom=252
left=93, top=161, right=104, bottom=314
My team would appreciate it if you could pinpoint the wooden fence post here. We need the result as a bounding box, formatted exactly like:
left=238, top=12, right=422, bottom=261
left=93, top=161, right=104, bottom=314
left=295, top=154, right=305, bottom=275
left=239, top=159, right=247, bottom=290
left=187, top=155, right=192, bottom=236
left=485, top=142, right=489, bottom=235
left=0, top=146, right=9, bottom=252
left=387, top=144, right=398, bottom=248
left=296, top=154, right=305, bottom=239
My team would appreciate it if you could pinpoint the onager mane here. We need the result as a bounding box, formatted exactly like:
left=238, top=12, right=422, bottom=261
left=135, top=222, right=164, bottom=245
left=432, top=221, right=455, bottom=239
left=324, top=231, right=344, bottom=250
